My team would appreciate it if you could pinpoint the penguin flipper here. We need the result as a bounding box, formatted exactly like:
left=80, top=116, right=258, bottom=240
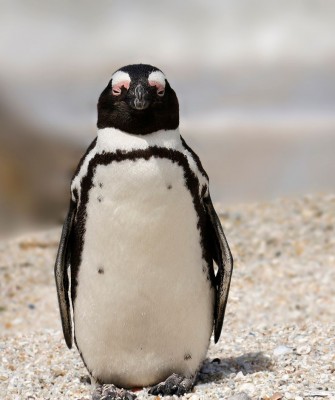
left=204, top=194, right=233, bottom=343
left=54, top=200, right=75, bottom=349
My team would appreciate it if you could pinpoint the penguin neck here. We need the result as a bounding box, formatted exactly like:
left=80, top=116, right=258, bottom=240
left=96, top=127, right=182, bottom=153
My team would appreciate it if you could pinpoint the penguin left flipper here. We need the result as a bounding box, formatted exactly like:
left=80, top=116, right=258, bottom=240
left=204, top=194, right=233, bottom=344
left=54, top=200, right=76, bottom=349
left=148, top=373, right=196, bottom=396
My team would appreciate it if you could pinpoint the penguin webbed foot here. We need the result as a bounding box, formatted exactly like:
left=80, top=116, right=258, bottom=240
left=92, top=384, right=136, bottom=400
left=148, top=373, right=195, bottom=396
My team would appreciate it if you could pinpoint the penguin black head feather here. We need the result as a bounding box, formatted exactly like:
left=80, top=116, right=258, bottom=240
left=97, top=64, right=179, bottom=135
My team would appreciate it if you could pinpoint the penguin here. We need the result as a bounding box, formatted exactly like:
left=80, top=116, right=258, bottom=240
left=55, top=64, right=233, bottom=400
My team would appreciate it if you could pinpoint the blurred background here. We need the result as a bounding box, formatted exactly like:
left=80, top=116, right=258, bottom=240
left=1, top=0, right=335, bottom=237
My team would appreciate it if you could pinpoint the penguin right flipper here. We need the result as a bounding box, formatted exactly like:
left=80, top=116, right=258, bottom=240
left=204, top=194, right=233, bottom=344
left=54, top=200, right=75, bottom=349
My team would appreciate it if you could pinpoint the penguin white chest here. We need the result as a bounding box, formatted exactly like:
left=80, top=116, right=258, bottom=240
left=74, top=155, right=214, bottom=387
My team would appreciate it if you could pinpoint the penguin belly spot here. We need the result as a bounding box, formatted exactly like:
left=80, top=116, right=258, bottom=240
left=74, top=157, right=214, bottom=388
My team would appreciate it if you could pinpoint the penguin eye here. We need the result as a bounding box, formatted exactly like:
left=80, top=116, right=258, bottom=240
left=111, top=81, right=130, bottom=96
left=112, top=86, right=122, bottom=96
left=149, top=80, right=165, bottom=97
left=157, top=88, right=165, bottom=97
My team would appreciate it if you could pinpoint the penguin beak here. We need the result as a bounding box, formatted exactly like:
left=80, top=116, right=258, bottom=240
left=131, top=84, right=150, bottom=110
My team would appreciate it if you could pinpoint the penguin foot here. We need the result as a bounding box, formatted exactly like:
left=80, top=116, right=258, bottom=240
left=148, top=373, right=195, bottom=397
left=92, top=384, right=137, bottom=400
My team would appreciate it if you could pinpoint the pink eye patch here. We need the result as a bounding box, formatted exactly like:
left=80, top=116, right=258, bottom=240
left=148, top=70, right=166, bottom=96
left=112, top=81, right=130, bottom=96
left=149, top=80, right=165, bottom=96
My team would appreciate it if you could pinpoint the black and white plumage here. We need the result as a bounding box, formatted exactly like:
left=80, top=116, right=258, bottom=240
left=55, top=64, right=233, bottom=399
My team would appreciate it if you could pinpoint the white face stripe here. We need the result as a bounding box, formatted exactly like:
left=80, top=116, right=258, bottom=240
left=112, top=70, right=165, bottom=89
left=111, top=71, right=131, bottom=87
left=148, top=70, right=166, bottom=88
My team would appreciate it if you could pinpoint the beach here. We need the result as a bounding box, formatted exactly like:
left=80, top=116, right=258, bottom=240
left=0, top=194, right=334, bottom=399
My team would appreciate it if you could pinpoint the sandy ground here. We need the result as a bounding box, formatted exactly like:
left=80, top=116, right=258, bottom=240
left=0, top=194, right=334, bottom=399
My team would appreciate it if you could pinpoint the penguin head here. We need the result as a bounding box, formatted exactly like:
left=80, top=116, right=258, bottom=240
left=97, top=64, right=179, bottom=135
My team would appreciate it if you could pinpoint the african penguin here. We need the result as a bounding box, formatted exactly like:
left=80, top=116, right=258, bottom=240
left=55, top=64, right=233, bottom=400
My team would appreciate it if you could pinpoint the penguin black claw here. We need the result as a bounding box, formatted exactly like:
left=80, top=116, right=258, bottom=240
left=148, top=373, right=195, bottom=396
left=92, top=384, right=137, bottom=400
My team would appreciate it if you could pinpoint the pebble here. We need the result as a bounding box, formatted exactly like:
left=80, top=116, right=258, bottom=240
left=305, top=390, right=333, bottom=397
left=270, top=393, right=283, bottom=400
left=228, top=392, right=251, bottom=400
left=235, top=371, right=244, bottom=380
left=238, top=383, right=256, bottom=395
left=296, top=345, right=311, bottom=355
left=273, top=345, right=293, bottom=356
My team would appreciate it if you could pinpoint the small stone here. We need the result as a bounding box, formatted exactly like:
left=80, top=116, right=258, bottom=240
left=51, top=368, right=65, bottom=377
left=228, top=392, right=252, bottom=400
left=305, top=390, right=330, bottom=397
left=295, top=396, right=304, bottom=400
left=273, top=345, right=293, bottom=356
left=227, top=380, right=235, bottom=389
left=296, top=345, right=311, bottom=355
left=189, top=395, right=199, bottom=400
left=235, top=371, right=244, bottom=380
left=239, top=383, right=256, bottom=395
left=80, top=375, right=91, bottom=384
left=270, top=393, right=283, bottom=400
